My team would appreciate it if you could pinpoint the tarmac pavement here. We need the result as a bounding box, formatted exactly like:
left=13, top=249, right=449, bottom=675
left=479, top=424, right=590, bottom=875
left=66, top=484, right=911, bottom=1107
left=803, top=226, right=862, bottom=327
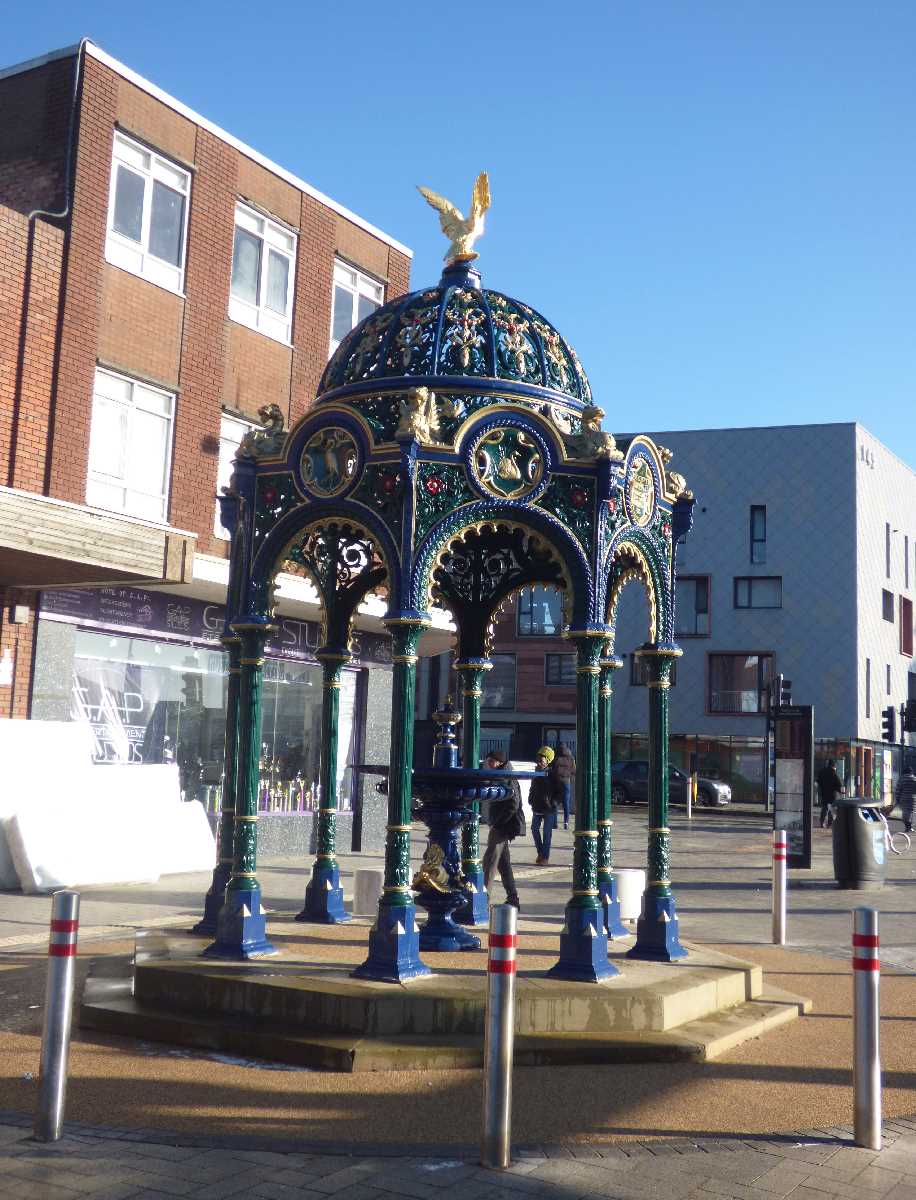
left=0, top=805, right=914, bottom=1198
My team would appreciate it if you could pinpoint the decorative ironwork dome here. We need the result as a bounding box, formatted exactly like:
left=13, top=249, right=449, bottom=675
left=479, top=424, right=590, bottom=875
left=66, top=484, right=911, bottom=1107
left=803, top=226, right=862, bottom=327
left=316, top=261, right=592, bottom=411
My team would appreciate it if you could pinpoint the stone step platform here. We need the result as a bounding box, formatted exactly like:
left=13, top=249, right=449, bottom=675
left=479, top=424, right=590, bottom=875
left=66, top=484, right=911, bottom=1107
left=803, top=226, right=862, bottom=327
left=78, top=920, right=811, bottom=1071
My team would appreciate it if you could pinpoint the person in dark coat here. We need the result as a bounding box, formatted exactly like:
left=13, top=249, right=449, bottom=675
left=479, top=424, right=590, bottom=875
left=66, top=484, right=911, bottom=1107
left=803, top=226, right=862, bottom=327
left=895, top=765, right=916, bottom=834
left=530, top=746, right=559, bottom=864
left=816, top=758, right=844, bottom=828
left=481, top=750, right=524, bottom=908
left=550, top=742, right=576, bottom=830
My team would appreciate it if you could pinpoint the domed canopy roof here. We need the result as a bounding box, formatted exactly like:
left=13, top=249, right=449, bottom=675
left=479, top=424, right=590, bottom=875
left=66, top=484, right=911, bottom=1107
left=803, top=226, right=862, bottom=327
left=316, top=262, right=592, bottom=409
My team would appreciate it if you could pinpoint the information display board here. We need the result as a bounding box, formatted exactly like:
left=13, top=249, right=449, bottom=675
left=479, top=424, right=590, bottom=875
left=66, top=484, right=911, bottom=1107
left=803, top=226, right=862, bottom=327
left=772, top=704, right=814, bottom=869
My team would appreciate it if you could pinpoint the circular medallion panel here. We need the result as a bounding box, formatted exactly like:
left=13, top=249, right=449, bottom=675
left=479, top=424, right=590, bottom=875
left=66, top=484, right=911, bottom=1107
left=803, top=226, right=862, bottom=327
left=626, top=456, right=656, bottom=527
left=300, top=427, right=359, bottom=498
left=471, top=427, right=545, bottom=500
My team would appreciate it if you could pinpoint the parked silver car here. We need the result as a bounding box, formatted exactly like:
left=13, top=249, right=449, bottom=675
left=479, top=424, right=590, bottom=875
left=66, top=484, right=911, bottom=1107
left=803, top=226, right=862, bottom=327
left=611, top=760, right=731, bottom=807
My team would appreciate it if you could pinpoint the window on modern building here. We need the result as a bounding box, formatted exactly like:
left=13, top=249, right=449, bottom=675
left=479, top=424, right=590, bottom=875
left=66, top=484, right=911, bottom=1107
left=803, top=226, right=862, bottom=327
left=887, top=663, right=892, bottom=694
left=865, top=658, right=871, bottom=719
left=882, top=589, right=895, bottom=622
left=517, top=586, right=564, bottom=636
left=105, top=132, right=190, bottom=293
left=86, top=368, right=175, bottom=522
left=545, top=653, right=576, bottom=685
left=886, top=523, right=892, bottom=579
left=708, top=652, right=773, bottom=714
left=734, top=576, right=782, bottom=609
left=214, top=413, right=259, bottom=538
left=481, top=653, right=516, bottom=710
left=750, top=505, right=766, bottom=564
left=906, top=536, right=910, bottom=590
left=631, top=656, right=678, bottom=687
left=901, top=596, right=914, bottom=657
left=675, top=575, right=710, bottom=636
left=330, top=260, right=384, bottom=354
left=228, top=203, right=297, bottom=342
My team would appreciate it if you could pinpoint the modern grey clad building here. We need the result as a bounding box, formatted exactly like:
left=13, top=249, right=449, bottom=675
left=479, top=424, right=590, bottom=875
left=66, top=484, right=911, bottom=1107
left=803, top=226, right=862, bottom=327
left=610, top=422, right=916, bottom=803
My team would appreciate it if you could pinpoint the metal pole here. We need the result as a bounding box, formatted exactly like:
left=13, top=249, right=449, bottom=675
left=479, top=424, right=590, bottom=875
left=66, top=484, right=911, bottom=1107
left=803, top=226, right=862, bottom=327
left=853, top=907, right=881, bottom=1150
left=687, top=772, right=695, bottom=820
left=772, top=830, right=786, bottom=945
left=34, top=890, right=80, bottom=1141
left=481, top=904, right=517, bottom=1169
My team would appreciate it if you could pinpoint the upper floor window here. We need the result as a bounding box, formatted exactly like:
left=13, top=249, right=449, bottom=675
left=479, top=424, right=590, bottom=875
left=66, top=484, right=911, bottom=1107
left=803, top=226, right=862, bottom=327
left=545, top=654, right=576, bottom=685
left=87, top=368, right=174, bottom=522
left=229, top=204, right=297, bottom=343
left=886, top=523, right=892, bottom=579
left=106, top=132, right=190, bottom=294
left=675, top=575, right=709, bottom=636
left=517, top=586, right=563, bottom=637
left=480, top=653, right=516, bottom=710
left=882, top=589, right=895, bottom=622
left=708, top=652, right=773, bottom=714
left=330, top=260, right=383, bottom=353
left=214, top=413, right=259, bottom=538
left=750, top=505, right=766, bottom=564
left=734, top=576, right=782, bottom=609
left=906, top=536, right=910, bottom=590
left=901, top=596, right=914, bottom=658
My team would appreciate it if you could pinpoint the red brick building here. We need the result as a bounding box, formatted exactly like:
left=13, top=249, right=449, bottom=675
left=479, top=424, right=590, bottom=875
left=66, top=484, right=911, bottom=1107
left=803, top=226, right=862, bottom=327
left=0, top=41, right=415, bottom=821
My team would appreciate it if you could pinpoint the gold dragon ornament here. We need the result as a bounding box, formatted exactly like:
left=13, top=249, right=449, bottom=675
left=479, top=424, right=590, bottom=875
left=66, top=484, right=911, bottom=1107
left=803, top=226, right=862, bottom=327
left=418, top=172, right=491, bottom=265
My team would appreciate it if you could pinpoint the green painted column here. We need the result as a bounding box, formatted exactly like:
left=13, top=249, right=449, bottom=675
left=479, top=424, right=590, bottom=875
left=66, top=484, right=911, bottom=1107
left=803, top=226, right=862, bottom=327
left=205, top=623, right=276, bottom=958
left=548, top=632, right=615, bottom=981
left=353, top=621, right=429, bottom=980
left=628, top=646, right=687, bottom=961
left=193, top=635, right=241, bottom=935
left=598, top=651, right=628, bottom=938
left=297, top=650, right=351, bottom=923
left=454, top=659, right=491, bottom=926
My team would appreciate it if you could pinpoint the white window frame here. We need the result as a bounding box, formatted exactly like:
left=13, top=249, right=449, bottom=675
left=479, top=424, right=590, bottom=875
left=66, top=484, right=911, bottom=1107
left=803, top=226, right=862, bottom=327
left=228, top=202, right=297, bottom=344
left=329, top=259, right=384, bottom=354
left=214, top=413, right=259, bottom=538
left=86, top=368, right=175, bottom=522
left=105, top=132, right=191, bottom=294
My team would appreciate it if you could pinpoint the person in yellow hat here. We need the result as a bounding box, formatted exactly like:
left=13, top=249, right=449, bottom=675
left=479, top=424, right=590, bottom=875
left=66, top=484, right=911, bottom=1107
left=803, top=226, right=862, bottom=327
left=529, top=746, right=559, bottom=864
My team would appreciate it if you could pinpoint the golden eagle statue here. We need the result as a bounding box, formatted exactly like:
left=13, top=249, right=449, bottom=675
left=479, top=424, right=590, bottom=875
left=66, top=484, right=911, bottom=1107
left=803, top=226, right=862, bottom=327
left=418, top=171, right=491, bottom=265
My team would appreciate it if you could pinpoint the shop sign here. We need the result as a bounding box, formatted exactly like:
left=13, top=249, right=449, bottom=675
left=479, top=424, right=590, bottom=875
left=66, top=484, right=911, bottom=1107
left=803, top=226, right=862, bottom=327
left=40, top=587, right=392, bottom=666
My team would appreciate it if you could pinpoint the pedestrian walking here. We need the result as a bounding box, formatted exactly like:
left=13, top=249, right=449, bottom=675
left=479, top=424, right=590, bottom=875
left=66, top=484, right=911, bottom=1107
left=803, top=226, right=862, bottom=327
left=481, top=750, right=524, bottom=909
left=550, top=742, right=576, bottom=830
left=895, top=765, right=916, bottom=834
left=816, top=758, right=844, bottom=828
left=530, top=746, right=559, bottom=864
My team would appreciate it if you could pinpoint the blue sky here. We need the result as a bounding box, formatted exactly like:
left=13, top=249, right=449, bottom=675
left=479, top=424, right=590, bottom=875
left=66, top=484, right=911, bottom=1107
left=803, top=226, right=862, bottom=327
left=7, top=2, right=916, bottom=466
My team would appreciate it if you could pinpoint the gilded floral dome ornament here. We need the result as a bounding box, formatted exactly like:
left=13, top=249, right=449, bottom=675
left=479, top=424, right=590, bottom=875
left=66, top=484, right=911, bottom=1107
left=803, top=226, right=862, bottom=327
left=418, top=171, right=490, bottom=265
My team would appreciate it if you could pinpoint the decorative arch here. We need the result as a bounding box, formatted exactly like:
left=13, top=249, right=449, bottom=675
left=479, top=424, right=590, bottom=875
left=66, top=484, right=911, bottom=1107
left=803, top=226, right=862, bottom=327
left=605, top=538, right=665, bottom=649
left=410, top=499, right=593, bottom=628
left=248, top=500, right=400, bottom=643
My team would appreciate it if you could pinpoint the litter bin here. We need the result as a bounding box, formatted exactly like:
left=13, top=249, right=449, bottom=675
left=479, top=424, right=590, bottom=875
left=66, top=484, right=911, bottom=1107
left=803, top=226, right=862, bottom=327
left=831, top=797, right=886, bottom=890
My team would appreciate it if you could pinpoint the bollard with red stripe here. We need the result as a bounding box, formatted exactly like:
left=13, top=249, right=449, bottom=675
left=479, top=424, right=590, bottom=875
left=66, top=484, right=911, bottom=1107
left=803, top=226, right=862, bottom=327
left=772, top=829, right=787, bottom=945
left=853, top=907, right=881, bottom=1150
left=34, top=890, right=80, bottom=1142
left=481, top=904, right=517, bottom=1170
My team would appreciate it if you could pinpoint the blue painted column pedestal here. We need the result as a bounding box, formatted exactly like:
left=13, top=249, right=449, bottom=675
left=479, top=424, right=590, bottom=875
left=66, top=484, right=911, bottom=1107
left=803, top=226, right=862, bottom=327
left=192, top=635, right=241, bottom=936
left=297, top=651, right=351, bottom=924
left=454, top=659, right=491, bottom=927
left=204, top=623, right=277, bottom=960
left=353, top=621, right=430, bottom=982
left=548, top=632, right=617, bottom=982
left=628, top=646, right=687, bottom=962
left=598, top=653, right=629, bottom=939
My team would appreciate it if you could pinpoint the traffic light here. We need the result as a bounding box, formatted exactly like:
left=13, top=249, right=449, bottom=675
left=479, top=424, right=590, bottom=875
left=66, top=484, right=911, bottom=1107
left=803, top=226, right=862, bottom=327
left=904, top=699, right=916, bottom=734
left=881, top=705, right=897, bottom=744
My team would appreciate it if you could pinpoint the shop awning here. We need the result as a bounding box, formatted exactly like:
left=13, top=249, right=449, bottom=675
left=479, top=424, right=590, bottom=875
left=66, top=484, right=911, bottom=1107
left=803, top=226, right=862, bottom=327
left=0, top=486, right=196, bottom=589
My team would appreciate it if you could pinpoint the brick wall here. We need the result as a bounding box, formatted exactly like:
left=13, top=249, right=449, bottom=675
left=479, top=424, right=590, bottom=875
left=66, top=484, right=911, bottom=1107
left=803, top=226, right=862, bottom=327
left=0, top=590, right=37, bottom=719
left=97, top=264, right=183, bottom=387
left=0, top=55, right=76, bottom=217
left=290, top=192, right=336, bottom=419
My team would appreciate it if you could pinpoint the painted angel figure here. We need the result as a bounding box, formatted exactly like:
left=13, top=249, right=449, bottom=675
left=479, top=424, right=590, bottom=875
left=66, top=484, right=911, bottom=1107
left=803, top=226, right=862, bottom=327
left=418, top=172, right=491, bottom=265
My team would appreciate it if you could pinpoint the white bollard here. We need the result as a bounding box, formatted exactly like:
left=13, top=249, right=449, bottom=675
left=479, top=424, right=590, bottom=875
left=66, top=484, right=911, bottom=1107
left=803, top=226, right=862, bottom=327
left=34, top=890, right=80, bottom=1141
left=481, top=904, right=517, bottom=1170
left=353, top=869, right=383, bottom=916
left=772, top=830, right=787, bottom=945
left=611, top=868, right=646, bottom=922
left=853, top=907, right=881, bottom=1150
